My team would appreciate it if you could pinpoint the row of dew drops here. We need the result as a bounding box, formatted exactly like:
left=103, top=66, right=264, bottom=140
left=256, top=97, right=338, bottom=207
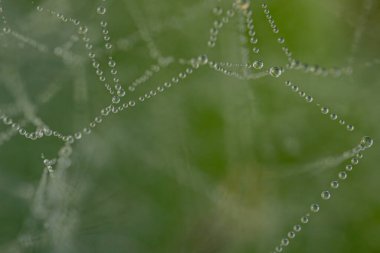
left=271, top=136, right=373, bottom=253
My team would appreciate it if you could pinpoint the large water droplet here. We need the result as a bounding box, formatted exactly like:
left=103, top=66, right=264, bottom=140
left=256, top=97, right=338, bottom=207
left=360, top=136, right=373, bottom=149
left=269, top=66, right=282, bottom=78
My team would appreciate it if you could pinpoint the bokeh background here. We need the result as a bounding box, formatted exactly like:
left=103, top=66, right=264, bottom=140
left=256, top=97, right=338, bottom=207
left=0, top=0, right=379, bottom=252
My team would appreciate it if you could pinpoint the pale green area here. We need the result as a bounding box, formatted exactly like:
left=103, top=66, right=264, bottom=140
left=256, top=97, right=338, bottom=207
left=0, top=0, right=379, bottom=253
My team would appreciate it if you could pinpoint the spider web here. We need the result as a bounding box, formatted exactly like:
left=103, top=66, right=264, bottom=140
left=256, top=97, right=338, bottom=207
left=0, top=0, right=378, bottom=252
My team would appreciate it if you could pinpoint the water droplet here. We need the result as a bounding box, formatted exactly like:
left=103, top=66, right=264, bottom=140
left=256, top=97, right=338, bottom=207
left=301, top=216, right=309, bottom=223
left=338, top=171, right=347, bottom=180
left=108, top=59, right=116, bottom=67
left=252, top=47, right=260, bottom=53
left=345, top=164, right=353, bottom=171
left=253, top=60, right=264, bottom=69
left=321, top=107, right=329, bottom=114
left=278, top=37, right=285, bottom=44
left=281, top=238, right=289, bottom=246
left=360, top=136, right=373, bottom=149
left=105, top=43, right=112, bottom=49
left=330, top=181, right=339, bottom=189
left=250, top=37, right=258, bottom=44
left=293, top=224, right=301, bottom=232
left=74, top=132, right=82, bottom=140
left=78, top=25, right=88, bottom=34
left=112, top=96, right=120, bottom=104
left=117, top=89, right=126, bottom=97
left=351, top=157, right=359, bottom=165
left=305, top=96, right=313, bottom=103
left=269, top=66, right=282, bottom=78
left=346, top=124, right=354, bottom=131
left=330, top=113, right=338, bottom=120
left=213, top=6, right=223, bottom=16
left=97, top=6, right=106, bottom=15
left=321, top=191, right=331, bottom=200
left=199, top=55, right=208, bottom=65
left=287, top=231, right=295, bottom=239
left=43, top=159, right=50, bottom=166
left=310, top=203, right=320, bottom=213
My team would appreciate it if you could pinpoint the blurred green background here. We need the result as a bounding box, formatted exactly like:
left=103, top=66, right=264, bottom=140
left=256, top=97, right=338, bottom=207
left=0, top=0, right=379, bottom=252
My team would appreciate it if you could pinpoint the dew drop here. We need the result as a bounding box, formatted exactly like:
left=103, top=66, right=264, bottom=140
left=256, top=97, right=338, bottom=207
left=112, top=96, right=120, bottom=104
left=330, top=113, right=338, bottom=120
left=117, top=89, right=126, bottom=97
left=43, top=159, right=50, bottom=166
left=351, top=157, right=359, bottom=165
left=305, top=96, right=313, bottom=103
left=287, top=231, right=295, bottom=239
left=330, top=181, right=339, bottom=189
left=78, top=25, right=88, bottom=34
left=108, top=59, right=116, bottom=68
left=321, top=191, right=331, bottom=200
left=74, top=132, right=82, bottom=140
left=338, top=171, right=347, bottom=180
left=199, top=55, right=208, bottom=65
left=212, top=6, right=223, bottom=16
left=321, top=107, right=329, bottom=114
left=356, top=152, right=363, bottom=159
left=277, top=37, right=285, bottom=44
left=250, top=37, right=258, bottom=44
left=281, top=238, right=289, bottom=246
left=346, top=124, right=354, bottom=131
left=252, top=47, right=260, bottom=53
left=253, top=60, right=264, bottom=69
left=345, top=164, right=353, bottom=171
left=269, top=66, right=282, bottom=78
left=310, top=203, right=320, bottom=213
left=301, top=216, right=309, bottom=224
left=97, top=6, right=107, bottom=15
left=293, top=224, right=301, bottom=232
left=275, top=246, right=283, bottom=252
left=105, top=43, right=112, bottom=49
left=360, top=136, right=373, bottom=149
